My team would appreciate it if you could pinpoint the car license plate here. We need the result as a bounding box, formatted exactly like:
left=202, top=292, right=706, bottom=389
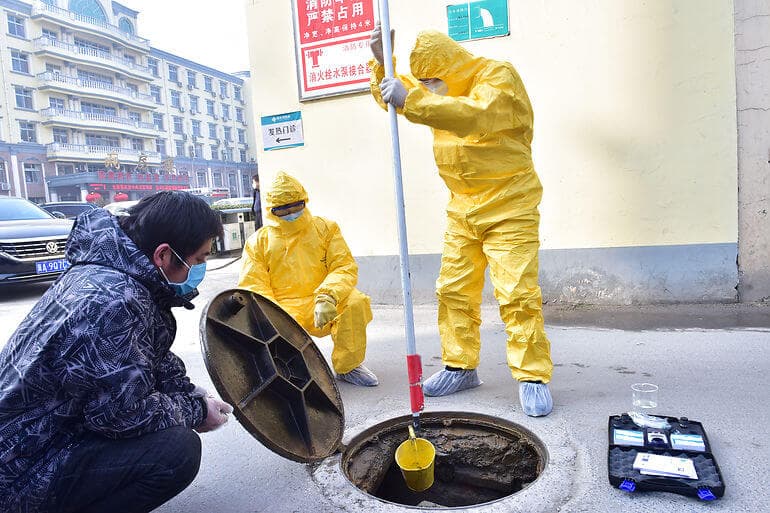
left=35, top=258, right=70, bottom=274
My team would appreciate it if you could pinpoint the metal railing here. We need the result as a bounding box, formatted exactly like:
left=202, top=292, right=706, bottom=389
left=40, top=108, right=157, bottom=131
left=34, top=37, right=151, bottom=75
left=31, top=2, right=150, bottom=48
left=46, top=143, right=161, bottom=160
left=37, top=72, right=155, bottom=104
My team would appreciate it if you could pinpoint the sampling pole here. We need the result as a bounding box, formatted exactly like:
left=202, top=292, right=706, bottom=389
left=378, top=0, right=424, bottom=430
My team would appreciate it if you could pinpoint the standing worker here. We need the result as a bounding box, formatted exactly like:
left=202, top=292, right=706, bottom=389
left=251, top=173, right=263, bottom=229
left=369, top=26, right=554, bottom=416
left=238, top=171, right=378, bottom=387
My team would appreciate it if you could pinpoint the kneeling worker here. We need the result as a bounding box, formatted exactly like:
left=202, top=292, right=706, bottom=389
left=238, top=171, right=378, bottom=386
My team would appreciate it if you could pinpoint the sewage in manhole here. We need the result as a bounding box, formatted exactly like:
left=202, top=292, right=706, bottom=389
left=342, top=412, right=547, bottom=508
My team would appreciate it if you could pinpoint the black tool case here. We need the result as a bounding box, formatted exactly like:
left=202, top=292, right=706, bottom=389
left=607, top=414, right=725, bottom=501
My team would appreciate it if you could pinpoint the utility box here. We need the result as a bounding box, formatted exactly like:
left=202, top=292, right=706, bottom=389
left=219, top=223, right=243, bottom=251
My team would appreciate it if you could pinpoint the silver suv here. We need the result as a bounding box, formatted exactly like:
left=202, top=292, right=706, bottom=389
left=0, top=197, right=74, bottom=284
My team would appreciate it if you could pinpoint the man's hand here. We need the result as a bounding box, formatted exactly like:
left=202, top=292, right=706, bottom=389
left=380, top=77, right=408, bottom=108
left=195, top=395, right=233, bottom=433
left=370, top=22, right=395, bottom=65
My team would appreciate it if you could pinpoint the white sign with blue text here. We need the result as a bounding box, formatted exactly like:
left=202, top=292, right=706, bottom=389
left=261, top=111, right=305, bottom=151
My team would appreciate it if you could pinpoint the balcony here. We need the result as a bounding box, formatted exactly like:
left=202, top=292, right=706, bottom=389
left=37, top=72, right=157, bottom=110
left=39, top=108, right=160, bottom=138
left=31, top=2, right=150, bottom=52
left=33, top=37, right=154, bottom=81
left=46, top=143, right=162, bottom=165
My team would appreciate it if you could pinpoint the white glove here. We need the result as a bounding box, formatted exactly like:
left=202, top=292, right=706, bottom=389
left=369, top=22, right=394, bottom=65
left=195, top=395, right=233, bottom=433
left=314, top=294, right=337, bottom=328
left=380, top=77, right=407, bottom=108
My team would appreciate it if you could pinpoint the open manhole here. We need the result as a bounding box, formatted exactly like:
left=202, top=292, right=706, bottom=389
left=342, top=412, right=547, bottom=508
left=201, top=290, right=548, bottom=509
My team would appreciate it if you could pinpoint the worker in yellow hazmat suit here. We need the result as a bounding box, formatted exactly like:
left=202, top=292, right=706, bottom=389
left=369, top=25, right=553, bottom=416
left=238, top=171, right=378, bottom=387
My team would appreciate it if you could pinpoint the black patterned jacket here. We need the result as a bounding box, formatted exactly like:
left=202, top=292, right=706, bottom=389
left=0, top=209, right=206, bottom=512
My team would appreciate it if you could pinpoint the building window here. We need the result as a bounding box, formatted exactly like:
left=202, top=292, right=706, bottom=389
left=219, top=81, right=228, bottom=97
left=128, top=111, right=141, bottom=123
left=204, top=76, right=213, bottom=92
left=69, top=0, right=108, bottom=23
left=45, top=63, right=61, bottom=73
left=155, top=138, right=165, bottom=155
left=148, top=57, right=159, bottom=77
left=234, top=86, right=242, bottom=101
left=239, top=149, right=247, bottom=162
left=213, top=172, right=223, bottom=186
left=170, top=90, right=181, bottom=108
left=208, top=123, right=217, bottom=139
left=238, top=129, right=246, bottom=144
left=81, top=102, right=116, bottom=116
left=236, top=107, right=244, bottom=122
left=168, top=64, right=178, bottom=83
left=19, top=121, right=36, bottom=142
left=192, top=120, right=201, bottom=137
left=175, top=140, right=185, bottom=157
left=206, top=99, right=215, bottom=116
left=173, top=116, right=183, bottom=134
left=150, top=85, right=162, bottom=104
left=77, top=69, right=112, bottom=85
left=193, top=143, right=203, bottom=158
left=14, top=86, right=33, bottom=109
left=42, top=28, right=58, bottom=40
left=189, top=95, right=199, bottom=113
left=221, top=105, right=230, bottom=120
left=124, top=54, right=136, bottom=65
left=127, top=83, right=138, bottom=94
left=53, top=128, right=69, bottom=143
left=228, top=172, right=237, bottom=196
left=118, top=18, right=134, bottom=35
left=196, top=171, right=207, bottom=186
left=187, top=70, right=196, bottom=87
left=224, top=127, right=232, bottom=142
left=85, top=134, right=119, bottom=146
left=7, top=14, right=25, bottom=38
left=153, top=113, right=164, bottom=130
left=24, top=163, right=41, bottom=183
left=210, top=145, right=218, bottom=160
left=74, top=37, right=110, bottom=56
left=57, top=164, right=75, bottom=175
left=0, top=161, right=7, bottom=184
left=10, top=50, right=29, bottom=73
left=131, top=138, right=144, bottom=151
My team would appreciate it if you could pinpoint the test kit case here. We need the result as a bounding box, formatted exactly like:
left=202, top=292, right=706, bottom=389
left=607, top=414, right=725, bottom=501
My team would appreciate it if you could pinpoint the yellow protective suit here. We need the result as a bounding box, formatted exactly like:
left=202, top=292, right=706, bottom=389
left=237, top=171, right=373, bottom=374
left=370, top=31, right=552, bottom=383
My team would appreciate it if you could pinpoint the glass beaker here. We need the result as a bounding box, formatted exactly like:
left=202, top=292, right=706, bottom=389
left=631, top=382, right=658, bottom=414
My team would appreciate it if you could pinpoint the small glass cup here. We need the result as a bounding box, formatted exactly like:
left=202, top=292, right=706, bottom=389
left=631, top=382, right=658, bottom=415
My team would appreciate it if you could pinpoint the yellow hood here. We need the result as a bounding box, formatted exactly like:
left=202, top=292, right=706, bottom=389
left=409, top=30, right=483, bottom=96
left=265, top=171, right=309, bottom=209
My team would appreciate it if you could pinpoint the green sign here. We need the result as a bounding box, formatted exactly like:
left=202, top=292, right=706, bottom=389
left=447, top=0, right=510, bottom=42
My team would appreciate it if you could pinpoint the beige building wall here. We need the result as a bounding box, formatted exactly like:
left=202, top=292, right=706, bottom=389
left=246, top=0, right=740, bottom=304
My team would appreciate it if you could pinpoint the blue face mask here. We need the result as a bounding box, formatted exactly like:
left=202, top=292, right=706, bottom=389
left=280, top=209, right=304, bottom=222
left=159, top=246, right=207, bottom=299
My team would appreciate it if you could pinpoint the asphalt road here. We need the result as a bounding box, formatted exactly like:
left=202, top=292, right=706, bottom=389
left=1, top=260, right=768, bottom=513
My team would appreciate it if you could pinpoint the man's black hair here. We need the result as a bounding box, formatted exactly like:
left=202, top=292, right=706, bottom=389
left=118, top=191, right=223, bottom=268
left=252, top=174, right=259, bottom=181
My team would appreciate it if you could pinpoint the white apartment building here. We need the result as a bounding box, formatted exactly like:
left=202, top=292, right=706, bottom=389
left=0, top=0, right=258, bottom=203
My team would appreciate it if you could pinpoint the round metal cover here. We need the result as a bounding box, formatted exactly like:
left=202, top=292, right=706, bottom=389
left=200, top=289, right=344, bottom=462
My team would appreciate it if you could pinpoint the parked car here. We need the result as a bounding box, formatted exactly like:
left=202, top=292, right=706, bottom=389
left=0, top=196, right=74, bottom=285
left=103, top=200, right=140, bottom=217
left=40, top=201, right=100, bottom=219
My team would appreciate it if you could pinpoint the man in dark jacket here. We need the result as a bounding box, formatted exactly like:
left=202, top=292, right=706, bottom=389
left=0, top=191, right=232, bottom=513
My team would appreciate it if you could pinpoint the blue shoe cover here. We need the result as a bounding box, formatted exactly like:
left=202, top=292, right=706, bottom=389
left=337, top=365, right=379, bottom=386
left=423, top=369, right=482, bottom=397
left=519, top=382, right=553, bottom=417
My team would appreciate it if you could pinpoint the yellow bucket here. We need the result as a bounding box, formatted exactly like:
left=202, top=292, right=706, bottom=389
left=395, top=425, right=435, bottom=492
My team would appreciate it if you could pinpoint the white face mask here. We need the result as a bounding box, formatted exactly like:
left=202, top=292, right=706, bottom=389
left=421, top=78, right=448, bottom=96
